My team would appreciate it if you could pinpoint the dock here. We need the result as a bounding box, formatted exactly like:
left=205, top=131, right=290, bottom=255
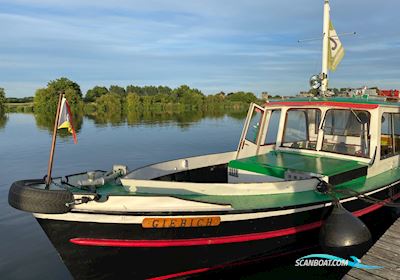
left=343, top=218, right=400, bottom=280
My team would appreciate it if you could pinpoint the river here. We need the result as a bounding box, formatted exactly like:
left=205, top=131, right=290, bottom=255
left=0, top=112, right=398, bottom=279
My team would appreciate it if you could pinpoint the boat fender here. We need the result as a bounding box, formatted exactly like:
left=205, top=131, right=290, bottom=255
left=8, top=179, right=74, bottom=214
left=319, top=203, right=372, bottom=258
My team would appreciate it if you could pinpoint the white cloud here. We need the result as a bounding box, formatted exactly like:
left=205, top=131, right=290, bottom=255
left=0, top=0, right=399, bottom=97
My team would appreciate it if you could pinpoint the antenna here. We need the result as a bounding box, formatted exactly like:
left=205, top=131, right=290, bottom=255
left=298, top=32, right=356, bottom=43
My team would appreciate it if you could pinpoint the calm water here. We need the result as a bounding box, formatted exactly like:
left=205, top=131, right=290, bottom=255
left=0, top=112, right=398, bottom=280
left=0, top=112, right=245, bottom=279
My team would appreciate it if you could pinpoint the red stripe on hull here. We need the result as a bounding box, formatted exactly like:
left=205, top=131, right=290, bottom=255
left=70, top=221, right=322, bottom=247
left=70, top=193, right=400, bottom=248
left=267, top=101, right=379, bottom=109
left=353, top=192, right=400, bottom=216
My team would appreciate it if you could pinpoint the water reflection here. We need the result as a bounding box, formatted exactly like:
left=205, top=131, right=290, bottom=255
left=86, top=110, right=125, bottom=127
left=34, top=111, right=83, bottom=135
left=0, top=112, right=8, bottom=129
left=33, top=108, right=248, bottom=132
left=227, top=110, right=250, bottom=120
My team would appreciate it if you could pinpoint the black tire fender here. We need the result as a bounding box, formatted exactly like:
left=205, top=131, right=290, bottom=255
left=8, top=179, right=74, bottom=214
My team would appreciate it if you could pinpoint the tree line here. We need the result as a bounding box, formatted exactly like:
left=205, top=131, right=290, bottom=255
left=0, top=77, right=260, bottom=131
left=30, top=77, right=260, bottom=115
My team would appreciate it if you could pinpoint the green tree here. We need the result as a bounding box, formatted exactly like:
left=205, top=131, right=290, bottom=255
left=173, top=85, right=204, bottom=108
left=96, top=93, right=123, bottom=113
left=6, top=96, right=34, bottom=103
left=109, top=85, right=126, bottom=96
left=142, top=86, right=158, bottom=96
left=126, top=93, right=141, bottom=112
left=48, top=77, right=82, bottom=97
left=34, top=77, right=83, bottom=114
left=141, top=95, right=155, bottom=109
left=85, top=86, right=109, bottom=102
left=226, top=91, right=257, bottom=103
left=126, top=85, right=172, bottom=97
left=157, top=86, right=172, bottom=96
left=204, top=93, right=225, bottom=110
left=34, top=88, right=56, bottom=114
left=126, top=85, right=143, bottom=95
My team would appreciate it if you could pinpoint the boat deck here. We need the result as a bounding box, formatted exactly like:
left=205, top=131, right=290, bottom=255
left=78, top=166, right=400, bottom=211
left=182, top=167, right=400, bottom=209
left=343, top=217, right=400, bottom=280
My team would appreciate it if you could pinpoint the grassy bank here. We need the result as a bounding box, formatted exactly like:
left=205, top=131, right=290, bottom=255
left=5, top=102, right=34, bottom=113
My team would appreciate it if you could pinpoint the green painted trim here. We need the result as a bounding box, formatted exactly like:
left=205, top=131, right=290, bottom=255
left=229, top=158, right=286, bottom=178
left=270, top=96, right=399, bottom=107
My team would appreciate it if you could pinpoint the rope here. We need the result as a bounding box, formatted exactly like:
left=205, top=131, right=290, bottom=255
left=335, top=188, right=400, bottom=208
left=313, top=177, right=400, bottom=208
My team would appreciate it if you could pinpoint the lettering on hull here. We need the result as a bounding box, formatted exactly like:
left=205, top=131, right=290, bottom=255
left=142, top=217, right=221, bottom=228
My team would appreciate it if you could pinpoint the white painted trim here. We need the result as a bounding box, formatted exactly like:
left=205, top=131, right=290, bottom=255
left=125, top=151, right=236, bottom=180
left=235, top=103, right=266, bottom=159
left=33, top=203, right=325, bottom=224
left=236, top=103, right=255, bottom=152
left=33, top=179, right=398, bottom=224
left=121, top=177, right=320, bottom=196
left=70, top=195, right=233, bottom=212
left=368, top=107, right=400, bottom=177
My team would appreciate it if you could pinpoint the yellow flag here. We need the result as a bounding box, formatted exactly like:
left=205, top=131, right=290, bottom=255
left=57, top=97, right=77, bottom=144
left=328, top=21, right=345, bottom=71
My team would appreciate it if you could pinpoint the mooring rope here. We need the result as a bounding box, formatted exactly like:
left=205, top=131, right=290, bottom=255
left=313, top=177, right=400, bottom=208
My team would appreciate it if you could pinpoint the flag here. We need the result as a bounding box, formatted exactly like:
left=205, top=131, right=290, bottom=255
left=57, top=97, right=77, bottom=144
left=328, top=20, right=345, bottom=71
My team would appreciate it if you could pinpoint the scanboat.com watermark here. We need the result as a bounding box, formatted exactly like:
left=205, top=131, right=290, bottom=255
left=295, top=254, right=382, bottom=269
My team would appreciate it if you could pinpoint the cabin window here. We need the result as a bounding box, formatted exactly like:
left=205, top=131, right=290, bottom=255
left=381, top=113, right=393, bottom=159
left=281, top=109, right=321, bottom=150
left=380, top=113, right=400, bottom=159
left=322, top=109, right=370, bottom=158
left=245, top=108, right=264, bottom=144
left=394, top=114, right=400, bottom=155
left=264, top=110, right=281, bottom=145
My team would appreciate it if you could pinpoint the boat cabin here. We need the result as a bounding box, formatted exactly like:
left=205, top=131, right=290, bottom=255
left=122, top=97, right=400, bottom=195
left=229, top=97, right=398, bottom=184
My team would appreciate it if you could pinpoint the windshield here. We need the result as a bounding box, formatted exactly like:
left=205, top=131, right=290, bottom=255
left=245, top=108, right=264, bottom=143
left=264, top=110, right=281, bottom=145
left=321, top=109, right=370, bottom=158
left=281, top=109, right=321, bottom=150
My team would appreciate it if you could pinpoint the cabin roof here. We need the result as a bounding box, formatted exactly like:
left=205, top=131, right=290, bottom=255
left=266, top=97, right=400, bottom=109
left=229, top=150, right=367, bottom=182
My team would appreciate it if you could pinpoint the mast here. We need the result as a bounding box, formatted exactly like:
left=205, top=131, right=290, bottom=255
left=46, top=92, right=63, bottom=187
left=320, top=0, right=330, bottom=95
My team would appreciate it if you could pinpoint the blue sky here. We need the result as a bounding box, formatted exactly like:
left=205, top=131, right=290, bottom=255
left=1, top=0, right=399, bottom=97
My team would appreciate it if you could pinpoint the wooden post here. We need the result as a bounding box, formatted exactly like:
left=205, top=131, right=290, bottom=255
left=46, top=92, right=64, bottom=187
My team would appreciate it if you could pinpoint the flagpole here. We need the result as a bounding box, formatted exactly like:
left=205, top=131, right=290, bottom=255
left=46, top=92, right=64, bottom=187
left=321, top=0, right=330, bottom=95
